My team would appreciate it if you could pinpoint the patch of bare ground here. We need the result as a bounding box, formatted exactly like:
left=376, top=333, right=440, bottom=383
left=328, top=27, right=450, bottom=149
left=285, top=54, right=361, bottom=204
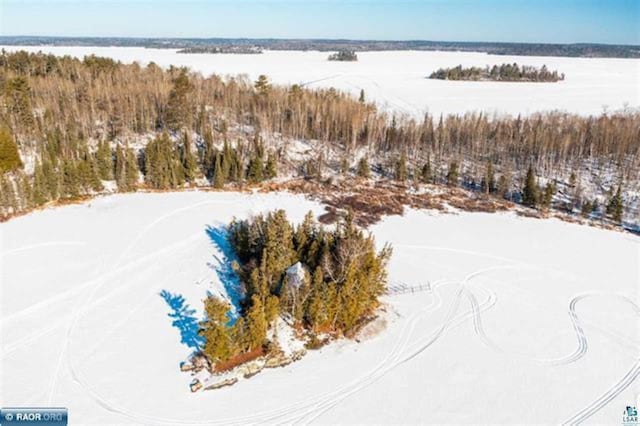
left=262, top=179, right=512, bottom=227
left=355, top=311, right=388, bottom=342
left=213, top=347, right=265, bottom=373
left=262, top=178, right=630, bottom=234
left=5, top=178, right=626, bottom=235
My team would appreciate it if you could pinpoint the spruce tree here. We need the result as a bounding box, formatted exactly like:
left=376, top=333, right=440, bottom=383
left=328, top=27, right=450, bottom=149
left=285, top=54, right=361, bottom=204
left=606, top=185, right=624, bottom=224
left=394, top=152, right=407, bottom=182
left=420, top=160, right=431, bottom=183
left=581, top=200, right=593, bottom=218
left=61, top=160, right=80, bottom=199
left=42, top=159, right=59, bottom=200
left=521, top=165, right=538, bottom=208
left=145, top=133, right=181, bottom=189
left=115, top=145, right=127, bottom=191
left=305, top=267, right=326, bottom=330
left=356, top=157, right=370, bottom=178
left=88, top=155, right=104, bottom=192
left=264, top=295, right=280, bottom=324
left=181, top=132, right=199, bottom=183
left=32, top=162, right=47, bottom=206
left=254, top=75, right=271, bottom=96
left=497, top=174, right=510, bottom=198
left=166, top=69, right=193, bottom=131
left=0, top=176, right=17, bottom=214
left=265, top=153, right=277, bottom=179
left=230, top=150, right=242, bottom=183
left=18, top=174, right=33, bottom=210
left=246, top=295, right=267, bottom=350
left=483, top=161, right=495, bottom=194
left=0, top=127, right=23, bottom=173
left=246, top=155, right=264, bottom=183
left=213, top=153, right=225, bottom=189
left=96, top=140, right=113, bottom=180
left=202, top=128, right=215, bottom=178
left=76, top=150, right=94, bottom=194
left=200, top=296, right=233, bottom=363
left=4, top=77, right=34, bottom=129
left=221, top=141, right=233, bottom=182
left=125, top=147, right=139, bottom=190
left=541, top=181, right=556, bottom=211
left=446, top=161, right=459, bottom=186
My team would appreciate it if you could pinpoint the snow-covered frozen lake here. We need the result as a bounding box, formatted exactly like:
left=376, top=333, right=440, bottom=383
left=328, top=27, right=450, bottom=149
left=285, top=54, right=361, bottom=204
left=2, top=45, right=639, bottom=117
left=1, top=191, right=638, bottom=424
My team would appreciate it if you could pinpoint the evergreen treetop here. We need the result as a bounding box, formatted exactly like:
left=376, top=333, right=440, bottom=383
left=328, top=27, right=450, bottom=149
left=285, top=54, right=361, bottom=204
left=0, top=128, right=23, bottom=174
left=521, top=165, right=538, bottom=207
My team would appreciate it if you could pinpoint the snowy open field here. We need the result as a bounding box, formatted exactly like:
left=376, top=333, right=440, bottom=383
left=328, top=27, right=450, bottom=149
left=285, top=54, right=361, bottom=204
left=1, top=191, right=639, bottom=424
left=2, top=45, right=639, bottom=117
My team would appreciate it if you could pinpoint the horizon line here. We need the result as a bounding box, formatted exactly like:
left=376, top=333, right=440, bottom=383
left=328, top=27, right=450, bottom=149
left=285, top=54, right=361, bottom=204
left=1, top=35, right=638, bottom=48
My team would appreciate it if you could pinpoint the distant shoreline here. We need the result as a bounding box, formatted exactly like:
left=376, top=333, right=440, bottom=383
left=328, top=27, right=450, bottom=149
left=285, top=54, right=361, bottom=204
left=1, top=36, right=639, bottom=58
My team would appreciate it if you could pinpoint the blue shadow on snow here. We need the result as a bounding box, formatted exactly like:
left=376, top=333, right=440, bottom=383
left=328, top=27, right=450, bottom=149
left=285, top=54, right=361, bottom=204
left=205, top=225, right=244, bottom=321
left=159, top=290, right=204, bottom=351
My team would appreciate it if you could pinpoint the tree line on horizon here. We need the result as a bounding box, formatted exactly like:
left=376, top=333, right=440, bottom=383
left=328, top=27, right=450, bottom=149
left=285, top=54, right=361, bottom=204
left=3, top=37, right=639, bottom=58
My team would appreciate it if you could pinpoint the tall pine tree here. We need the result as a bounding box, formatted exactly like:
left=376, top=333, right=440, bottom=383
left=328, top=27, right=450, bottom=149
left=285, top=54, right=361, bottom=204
left=521, top=165, right=538, bottom=208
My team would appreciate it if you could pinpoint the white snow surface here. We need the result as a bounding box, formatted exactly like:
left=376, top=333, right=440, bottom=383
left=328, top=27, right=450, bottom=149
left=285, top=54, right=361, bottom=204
left=2, top=45, right=639, bottom=117
left=1, top=191, right=639, bottom=424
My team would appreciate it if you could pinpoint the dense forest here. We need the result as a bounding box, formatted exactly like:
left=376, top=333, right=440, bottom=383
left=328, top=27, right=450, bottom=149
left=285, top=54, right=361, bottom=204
left=200, top=210, right=390, bottom=366
left=0, top=50, right=638, bottom=225
left=2, top=36, right=639, bottom=58
left=429, top=63, right=564, bottom=82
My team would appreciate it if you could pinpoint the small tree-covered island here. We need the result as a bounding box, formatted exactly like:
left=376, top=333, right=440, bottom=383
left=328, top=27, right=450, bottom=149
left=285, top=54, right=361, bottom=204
left=328, top=50, right=358, bottom=61
left=429, top=63, right=565, bottom=82
left=184, top=209, right=391, bottom=391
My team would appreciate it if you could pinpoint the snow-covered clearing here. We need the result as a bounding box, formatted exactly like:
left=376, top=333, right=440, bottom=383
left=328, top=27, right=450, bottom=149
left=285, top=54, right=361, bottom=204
left=2, top=46, right=639, bottom=117
left=1, top=191, right=638, bottom=424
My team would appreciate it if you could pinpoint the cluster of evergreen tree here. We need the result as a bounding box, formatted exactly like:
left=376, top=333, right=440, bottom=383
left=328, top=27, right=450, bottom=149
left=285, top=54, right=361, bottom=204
left=0, top=130, right=116, bottom=215
left=429, top=63, right=564, bottom=82
left=327, top=50, right=358, bottom=62
left=518, top=164, right=624, bottom=222
left=199, top=210, right=391, bottom=366
left=606, top=186, right=624, bottom=224
left=0, top=127, right=22, bottom=173
left=375, top=155, right=627, bottom=224
left=0, top=123, right=281, bottom=218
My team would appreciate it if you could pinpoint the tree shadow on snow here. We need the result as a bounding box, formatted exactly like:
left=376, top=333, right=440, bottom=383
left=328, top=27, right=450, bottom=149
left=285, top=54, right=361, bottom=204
left=159, top=290, right=204, bottom=351
left=205, top=225, right=244, bottom=319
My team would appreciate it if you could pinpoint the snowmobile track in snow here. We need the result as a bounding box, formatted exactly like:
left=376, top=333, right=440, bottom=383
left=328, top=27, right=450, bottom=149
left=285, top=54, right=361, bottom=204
left=62, top=244, right=640, bottom=425
left=4, top=207, right=637, bottom=424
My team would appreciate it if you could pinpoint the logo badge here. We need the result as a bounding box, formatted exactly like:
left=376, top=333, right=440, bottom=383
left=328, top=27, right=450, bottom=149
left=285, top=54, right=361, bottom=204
left=624, top=406, right=639, bottom=425
left=0, top=408, right=67, bottom=425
